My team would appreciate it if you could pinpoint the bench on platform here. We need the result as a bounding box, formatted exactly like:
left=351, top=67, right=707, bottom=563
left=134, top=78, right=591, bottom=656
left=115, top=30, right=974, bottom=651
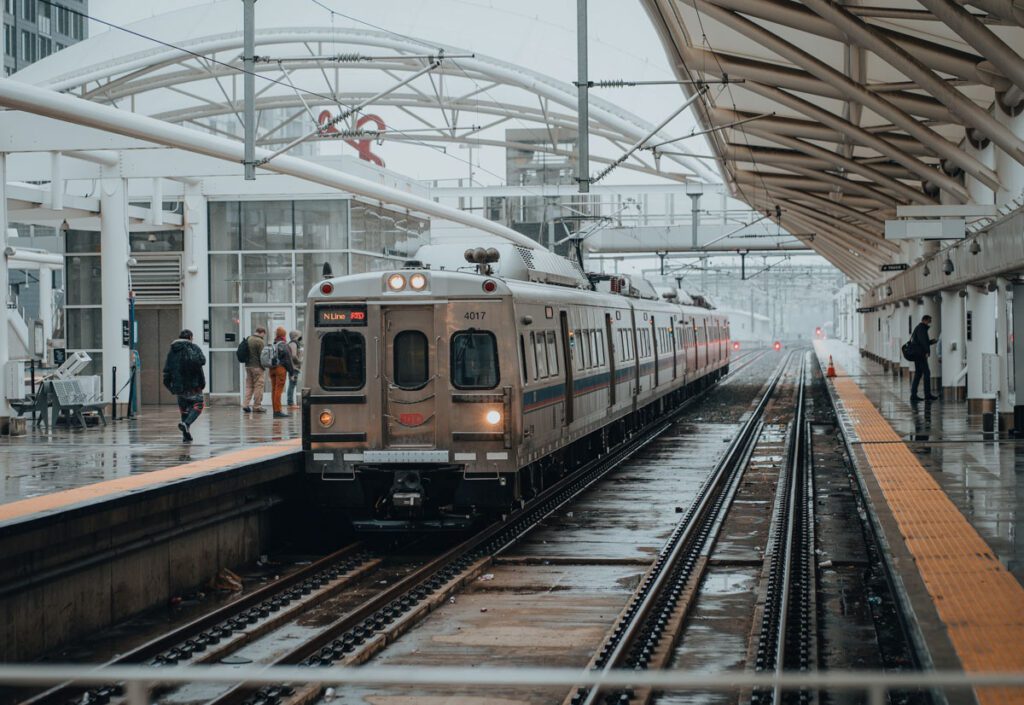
left=14, top=379, right=107, bottom=430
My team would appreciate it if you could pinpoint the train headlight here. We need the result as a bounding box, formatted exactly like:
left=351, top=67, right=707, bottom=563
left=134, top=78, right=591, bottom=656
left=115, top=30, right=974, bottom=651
left=409, top=273, right=428, bottom=290
left=387, top=273, right=406, bottom=291
left=319, top=409, right=335, bottom=428
left=485, top=410, right=502, bottom=426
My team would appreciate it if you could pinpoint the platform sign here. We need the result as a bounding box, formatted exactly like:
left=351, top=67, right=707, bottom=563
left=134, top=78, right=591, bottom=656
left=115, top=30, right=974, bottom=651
left=856, top=306, right=877, bottom=314
left=880, top=263, right=909, bottom=272
left=203, top=319, right=211, bottom=344
left=52, top=348, right=67, bottom=366
left=121, top=320, right=131, bottom=346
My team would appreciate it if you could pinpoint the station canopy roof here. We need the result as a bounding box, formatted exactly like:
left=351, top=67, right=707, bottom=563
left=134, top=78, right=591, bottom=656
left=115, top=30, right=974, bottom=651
left=641, top=0, right=1024, bottom=282
left=11, top=0, right=721, bottom=187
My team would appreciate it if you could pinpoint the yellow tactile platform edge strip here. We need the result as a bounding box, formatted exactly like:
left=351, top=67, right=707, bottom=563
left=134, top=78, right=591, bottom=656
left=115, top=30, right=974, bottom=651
left=816, top=343, right=1024, bottom=705
left=0, top=439, right=301, bottom=524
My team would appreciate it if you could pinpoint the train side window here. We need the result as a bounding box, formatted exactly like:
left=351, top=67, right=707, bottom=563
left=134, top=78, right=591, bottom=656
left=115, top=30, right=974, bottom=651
left=320, top=331, right=366, bottom=391
left=451, top=330, right=499, bottom=389
left=581, top=330, right=591, bottom=369
left=533, top=332, right=548, bottom=379
left=591, top=329, right=600, bottom=367
left=393, top=330, right=429, bottom=389
left=546, top=330, right=559, bottom=375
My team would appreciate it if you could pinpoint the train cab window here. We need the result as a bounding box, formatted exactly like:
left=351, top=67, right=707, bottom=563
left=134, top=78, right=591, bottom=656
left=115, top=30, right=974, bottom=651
left=546, top=330, right=559, bottom=375
left=451, top=331, right=499, bottom=389
left=532, top=332, right=548, bottom=379
left=320, top=331, right=366, bottom=390
left=393, top=330, right=429, bottom=389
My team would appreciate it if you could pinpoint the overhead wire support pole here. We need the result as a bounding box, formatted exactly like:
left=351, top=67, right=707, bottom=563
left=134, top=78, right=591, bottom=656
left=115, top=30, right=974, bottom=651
left=242, top=0, right=256, bottom=180
left=589, top=85, right=708, bottom=186
left=255, top=58, right=442, bottom=167
left=576, top=0, right=590, bottom=193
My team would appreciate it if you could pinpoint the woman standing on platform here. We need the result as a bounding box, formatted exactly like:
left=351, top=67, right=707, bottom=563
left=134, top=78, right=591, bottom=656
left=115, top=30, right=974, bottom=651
left=269, top=326, right=296, bottom=419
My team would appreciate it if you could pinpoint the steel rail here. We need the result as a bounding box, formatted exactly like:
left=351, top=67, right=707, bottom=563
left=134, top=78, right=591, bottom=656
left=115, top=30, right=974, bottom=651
left=207, top=356, right=762, bottom=705
left=24, top=543, right=370, bottom=705
left=574, top=351, right=795, bottom=705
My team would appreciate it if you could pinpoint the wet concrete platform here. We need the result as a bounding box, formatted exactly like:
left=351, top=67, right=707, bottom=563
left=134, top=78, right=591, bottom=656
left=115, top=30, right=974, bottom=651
left=818, top=340, right=1024, bottom=698
left=0, top=405, right=300, bottom=506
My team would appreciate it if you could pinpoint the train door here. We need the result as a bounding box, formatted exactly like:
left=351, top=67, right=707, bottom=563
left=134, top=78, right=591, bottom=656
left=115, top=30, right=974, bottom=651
left=559, top=311, right=574, bottom=425
left=650, top=316, right=659, bottom=387
left=670, top=316, right=678, bottom=381
left=629, top=308, right=641, bottom=400
left=605, top=312, right=616, bottom=407
left=382, top=306, right=437, bottom=447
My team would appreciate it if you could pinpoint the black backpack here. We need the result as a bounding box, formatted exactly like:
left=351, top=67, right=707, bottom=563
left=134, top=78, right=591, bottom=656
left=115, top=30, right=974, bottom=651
left=235, top=336, right=250, bottom=364
left=901, top=340, right=919, bottom=362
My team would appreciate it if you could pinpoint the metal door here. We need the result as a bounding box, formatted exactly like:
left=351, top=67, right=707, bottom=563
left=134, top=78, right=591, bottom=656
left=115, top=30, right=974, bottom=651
left=605, top=313, right=616, bottom=406
left=559, top=311, right=574, bottom=425
left=137, top=306, right=181, bottom=405
left=383, top=306, right=436, bottom=447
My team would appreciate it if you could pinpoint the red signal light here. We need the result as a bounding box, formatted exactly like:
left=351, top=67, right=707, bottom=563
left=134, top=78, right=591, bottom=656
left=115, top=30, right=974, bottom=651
left=482, top=279, right=497, bottom=293
left=320, top=282, right=334, bottom=295
left=773, top=341, right=782, bottom=351
left=733, top=341, right=740, bottom=351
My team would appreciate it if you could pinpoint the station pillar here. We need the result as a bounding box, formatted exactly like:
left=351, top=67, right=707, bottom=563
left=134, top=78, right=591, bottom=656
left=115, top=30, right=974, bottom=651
left=1013, top=280, right=1024, bottom=432
left=940, top=290, right=966, bottom=401
left=99, top=175, right=132, bottom=413
left=965, top=286, right=996, bottom=414
left=995, top=278, right=1015, bottom=431
left=886, top=306, right=900, bottom=374
left=0, top=153, right=11, bottom=430
left=182, top=183, right=210, bottom=372
left=902, top=300, right=917, bottom=380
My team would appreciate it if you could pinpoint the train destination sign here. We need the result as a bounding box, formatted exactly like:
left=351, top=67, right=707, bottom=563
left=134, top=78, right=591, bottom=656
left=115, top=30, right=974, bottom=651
left=315, top=304, right=368, bottom=327
left=880, top=263, right=909, bottom=272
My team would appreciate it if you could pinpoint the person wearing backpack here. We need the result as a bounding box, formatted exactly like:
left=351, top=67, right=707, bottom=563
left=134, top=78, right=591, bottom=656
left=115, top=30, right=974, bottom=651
left=909, top=315, right=938, bottom=403
left=268, top=326, right=296, bottom=418
left=162, top=329, right=206, bottom=442
left=241, top=327, right=267, bottom=413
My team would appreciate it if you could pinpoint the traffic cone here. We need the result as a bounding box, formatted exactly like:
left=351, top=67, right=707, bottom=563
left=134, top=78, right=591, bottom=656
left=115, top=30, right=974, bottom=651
left=826, top=355, right=837, bottom=378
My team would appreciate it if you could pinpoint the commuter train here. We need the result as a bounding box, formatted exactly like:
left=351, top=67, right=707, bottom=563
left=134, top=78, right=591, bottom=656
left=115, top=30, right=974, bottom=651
left=301, top=243, right=730, bottom=531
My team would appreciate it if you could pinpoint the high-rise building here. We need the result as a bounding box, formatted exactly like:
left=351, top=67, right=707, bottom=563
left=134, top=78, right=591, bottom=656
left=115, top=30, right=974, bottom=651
left=2, top=0, right=88, bottom=76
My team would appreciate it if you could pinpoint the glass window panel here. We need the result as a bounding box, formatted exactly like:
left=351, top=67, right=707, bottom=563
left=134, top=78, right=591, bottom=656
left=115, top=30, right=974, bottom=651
left=209, top=202, right=239, bottom=251
left=532, top=332, right=547, bottom=378
left=393, top=330, right=428, bottom=389
left=295, top=252, right=348, bottom=301
left=66, top=308, right=102, bottom=349
left=242, top=253, right=292, bottom=304
left=546, top=330, right=559, bottom=375
left=129, top=230, right=183, bottom=252
left=65, top=256, right=102, bottom=305
left=210, top=306, right=240, bottom=347
left=451, top=331, right=499, bottom=389
left=75, top=352, right=102, bottom=379
left=294, top=200, right=347, bottom=251
left=320, top=331, right=365, bottom=390
left=65, top=229, right=100, bottom=253
left=241, top=200, right=292, bottom=250
left=211, top=351, right=241, bottom=394
left=210, top=254, right=239, bottom=304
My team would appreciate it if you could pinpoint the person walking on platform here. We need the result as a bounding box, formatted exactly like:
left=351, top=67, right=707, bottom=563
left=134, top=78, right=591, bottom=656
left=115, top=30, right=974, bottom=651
left=163, top=329, right=206, bottom=443
left=286, top=330, right=303, bottom=410
left=267, top=326, right=296, bottom=418
left=240, top=327, right=267, bottom=413
left=910, top=315, right=938, bottom=403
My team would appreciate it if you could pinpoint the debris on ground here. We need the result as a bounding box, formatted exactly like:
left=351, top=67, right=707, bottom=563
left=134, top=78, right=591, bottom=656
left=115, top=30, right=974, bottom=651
left=208, top=567, right=243, bottom=592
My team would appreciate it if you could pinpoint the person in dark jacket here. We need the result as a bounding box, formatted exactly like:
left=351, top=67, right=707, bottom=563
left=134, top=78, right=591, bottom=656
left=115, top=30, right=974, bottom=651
left=163, top=329, right=207, bottom=442
left=910, top=315, right=938, bottom=403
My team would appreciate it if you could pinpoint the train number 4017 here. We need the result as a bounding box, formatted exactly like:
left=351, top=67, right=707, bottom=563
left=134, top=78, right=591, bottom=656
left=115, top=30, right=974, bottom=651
left=464, top=311, right=486, bottom=320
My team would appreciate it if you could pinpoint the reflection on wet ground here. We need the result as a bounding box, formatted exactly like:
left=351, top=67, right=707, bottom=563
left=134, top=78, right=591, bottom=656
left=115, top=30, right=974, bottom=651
left=823, top=340, right=1024, bottom=587
left=0, top=405, right=300, bottom=505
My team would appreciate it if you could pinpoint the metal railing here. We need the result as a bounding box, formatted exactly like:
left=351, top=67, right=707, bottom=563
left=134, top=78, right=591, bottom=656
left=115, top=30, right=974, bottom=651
left=2, top=664, right=1022, bottom=705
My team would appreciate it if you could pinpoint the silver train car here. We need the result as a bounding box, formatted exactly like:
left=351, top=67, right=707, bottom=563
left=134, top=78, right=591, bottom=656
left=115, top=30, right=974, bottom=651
left=301, top=244, right=730, bottom=531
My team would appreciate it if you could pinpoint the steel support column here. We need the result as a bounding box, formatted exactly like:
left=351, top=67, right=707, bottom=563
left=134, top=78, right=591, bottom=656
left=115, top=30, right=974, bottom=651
left=182, top=182, right=210, bottom=371
left=995, top=278, right=1015, bottom=430
left=100, top=175, right=131, bottom=412
left=941, top=290, right=967, bottom=400
left=0, top=153, right=10, bottom=428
